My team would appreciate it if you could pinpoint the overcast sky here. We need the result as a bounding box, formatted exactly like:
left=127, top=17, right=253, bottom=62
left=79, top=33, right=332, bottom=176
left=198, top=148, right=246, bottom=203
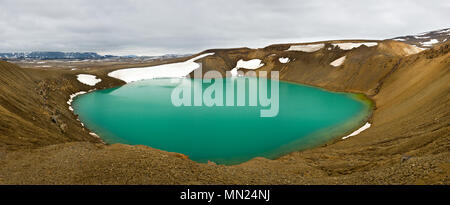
left=0, top=0, right=448, bottom=55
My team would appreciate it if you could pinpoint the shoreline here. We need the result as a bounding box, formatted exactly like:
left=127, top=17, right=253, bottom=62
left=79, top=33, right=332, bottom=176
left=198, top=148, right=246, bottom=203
left=67, top=88, right=106, bottom=144
left=70, top=73, right=375, bottom=165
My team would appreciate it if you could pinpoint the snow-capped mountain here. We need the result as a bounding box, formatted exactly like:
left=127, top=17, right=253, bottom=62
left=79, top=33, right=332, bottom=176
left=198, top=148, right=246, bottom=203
left=0, top=52, right=191, bottom=61
left=390, top=28, right=449, bottom=48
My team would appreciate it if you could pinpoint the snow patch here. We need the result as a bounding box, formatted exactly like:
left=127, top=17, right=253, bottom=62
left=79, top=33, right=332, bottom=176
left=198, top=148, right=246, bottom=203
left=332, top=42, right=378, bottom=50
left=278, top=57, right=290, bottom=63
left=414, top=36, right=430, bottom=39
left=420, top=39, right=439, bottom=47
left=76, top=74, right=102, bottom=86
left=108, top=53, right=214, bottom=83
left=89, top=132, right=100, bottom=138
left=287, top=44, right=324, bottom=52
left=230, top=59, right=264, bottom=76
left=330, top=56, right=346, bottom=67
left=342, top=122, right=371, bottom=139
left=393, top=38, right=406, bottom=41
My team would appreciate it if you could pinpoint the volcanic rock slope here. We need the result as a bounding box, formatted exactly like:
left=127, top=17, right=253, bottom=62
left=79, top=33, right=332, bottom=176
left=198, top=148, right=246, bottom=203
left=0, top=34, right=448, bottom=184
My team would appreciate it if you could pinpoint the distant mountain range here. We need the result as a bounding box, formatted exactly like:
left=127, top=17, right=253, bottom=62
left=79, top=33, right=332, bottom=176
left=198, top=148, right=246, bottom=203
left=0, top=51, right=191, bottom=60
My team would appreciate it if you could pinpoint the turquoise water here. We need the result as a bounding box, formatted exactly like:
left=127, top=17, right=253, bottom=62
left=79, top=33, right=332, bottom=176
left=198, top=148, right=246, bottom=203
left=73, top=78, right=371, bottom=165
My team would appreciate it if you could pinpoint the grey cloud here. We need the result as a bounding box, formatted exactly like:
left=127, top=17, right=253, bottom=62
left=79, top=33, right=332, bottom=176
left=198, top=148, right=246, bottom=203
left=0, top=0, right=448, bottom=55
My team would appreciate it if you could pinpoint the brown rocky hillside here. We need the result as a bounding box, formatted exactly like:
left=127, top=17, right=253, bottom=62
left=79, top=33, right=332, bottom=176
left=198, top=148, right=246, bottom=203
left=0, top=40, right=448, bottom=184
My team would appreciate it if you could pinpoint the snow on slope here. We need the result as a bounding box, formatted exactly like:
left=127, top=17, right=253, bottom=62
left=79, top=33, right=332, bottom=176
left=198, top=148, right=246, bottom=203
left=230, top=59, right=264, bottom=76
left=342, top=122, right=371, bottom=139
left=391, top=28, right=449, bottom=48
left=108, top=53, right=214, bottom=83
left=287, top=44, right=324, bottom=52
left=330, top=56, right=346, bottom=67
left=76, top=74, right=101, bottom=86
left=278, top=57, right=290, bottom=63
left=437, top=28, right=450, bottom=34
left=332, top=42, right=378, bottom=50
left=420, top=39, right=439, bottom=47
left=414, top=36, right=430, bottom=39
